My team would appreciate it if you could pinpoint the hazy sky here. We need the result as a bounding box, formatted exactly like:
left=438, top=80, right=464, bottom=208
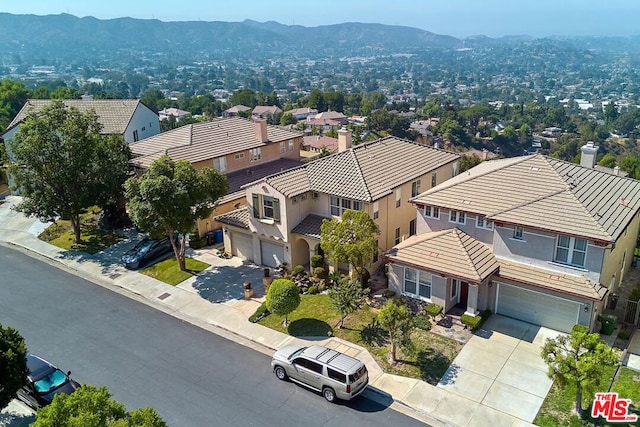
left=2, top=0, right=639, bottom=38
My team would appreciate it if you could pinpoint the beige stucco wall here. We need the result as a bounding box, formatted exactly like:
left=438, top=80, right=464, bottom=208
left=600, top=211, right=640, bottom=292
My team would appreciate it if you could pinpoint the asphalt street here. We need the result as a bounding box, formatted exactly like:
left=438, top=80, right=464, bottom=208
left=0, top=245, right=426, bottom=427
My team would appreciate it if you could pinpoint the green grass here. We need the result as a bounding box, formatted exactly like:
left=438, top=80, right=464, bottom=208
left=258, top=294, right=463, bottom=384
left=38, top=209, right=124, bottom=254
left=611, top=367, right=640, bottom=413
left=140, top=257, right=210, bottom=285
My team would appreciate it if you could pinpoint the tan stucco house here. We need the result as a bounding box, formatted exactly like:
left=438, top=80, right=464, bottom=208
left=128, top=117, right=304, bottom=235
left=216, top=130, right=460, bottom=269
left=386, top=143, right=640, bottom=333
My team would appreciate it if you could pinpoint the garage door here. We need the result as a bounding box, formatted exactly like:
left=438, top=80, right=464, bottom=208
left=496, top=283, right=580, bottom=333
left=260, top=240, right=285, bottom=268
left=231, top=232, right=253, bottom=261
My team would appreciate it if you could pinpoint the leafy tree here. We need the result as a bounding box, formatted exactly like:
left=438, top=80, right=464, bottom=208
left=140, top=89, right=166, bottom=113
left=327, top=278, right=369, bottom=328
left=320, top=210, right=380, bottom=285
left=619, top=155, right=640, bottom=179
left=50, top=86, right=80, bottom=100
left=377, top=300, right=413, bottom=364
left=597, top=153, right=617, bottom=169
left=8, top=100, right=121, bottom=243
left=0, top=323, right=28, bottom=410
left=265, top=279, right=300, bottom=326
left=279, top=112, right=297, bottom=126
left=0, top=79, right=29, bottom=131
left=307, top=89, right=326, bottom=112
left=541, top=328, right=619, bottom=417
left=124, top=156, right=228, bottom=270
left=229, top=88, right=258, bottom=109
left=94, top=135, right=133, bottom=229
left=32, top=385, right=167, bottom=427
left=458, top=154, right=483, bottom=173
left=604, top=102, right=619, bottom=127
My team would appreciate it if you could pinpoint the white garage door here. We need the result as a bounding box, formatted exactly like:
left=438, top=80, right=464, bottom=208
left=231, top=232, right=253, bottom=261
left=260, top=240, right=285, bottom=268
left=496, top=283, right=580, bottom=333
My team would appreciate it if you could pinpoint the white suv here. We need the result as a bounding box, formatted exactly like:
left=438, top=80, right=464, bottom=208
left=271, top=345, right=368, bottom=402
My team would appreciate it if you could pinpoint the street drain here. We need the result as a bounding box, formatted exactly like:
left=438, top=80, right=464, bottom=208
left=157, top=292, right=171, bottom=300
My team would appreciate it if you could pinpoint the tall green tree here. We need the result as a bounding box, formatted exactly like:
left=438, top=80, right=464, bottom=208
left=0, top=323, right=28, bottom=410
left=8, top=101, right=123, bottom=243
left=328, top=278, right=369, bottom=328
left=541, top=328, right=619, bottom=417
left=377, top=300, right=413, bottom=364
left=124, top=156, right=228, bottom=270
left=320, top=210, right=380, bottom=285
left=265, top=279, right=300, bottom=326
left=0, top=79, right=29, bottom=131
left=32, top=385, right=167, bottom=427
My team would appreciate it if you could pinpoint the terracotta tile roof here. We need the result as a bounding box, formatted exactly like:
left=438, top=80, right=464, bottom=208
left=214, top=208, right=250, bottom=229
left=497, top=259, right=607, bottom=301
left=385, top=228, right=499, bottom=284
left=412, top=154, right=640, bottom=242
left=259, top=137, right=460, bottom=201
left=252, top=105, right=282, bottom=116
left=8, top=99, right=146, bottom=134
left=224, top=105, right=251, bottom=114
left=303, top=136, right=339, bottom=151
left=291, top=214, right=326, bottom=240
left=129, top=117, right=302, bottom=169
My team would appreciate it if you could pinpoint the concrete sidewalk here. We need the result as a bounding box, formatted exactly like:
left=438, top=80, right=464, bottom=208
left=0, top=196, right=534, bottom=427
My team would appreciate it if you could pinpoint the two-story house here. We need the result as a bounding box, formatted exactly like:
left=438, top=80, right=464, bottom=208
left=385, top=144, right=640, bottom=333
left=215, top=129, right=460, bottom=269
left=128, top=117, right=304, bottom=236
left=2, top=98, right=160, bottom=191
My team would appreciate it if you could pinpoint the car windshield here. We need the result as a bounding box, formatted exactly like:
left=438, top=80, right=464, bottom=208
left=34, top=369, right=68, bottom=394
left=132, top=240, right=154, bottom=254
left=288, top=347, right=306, bottom=360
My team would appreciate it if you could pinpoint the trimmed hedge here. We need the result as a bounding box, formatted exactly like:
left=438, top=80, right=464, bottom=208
left=461, top=309, right=492, bottom=331
left=572, top=324, right=589, bottom=334
left=425, top=303, right=443, bottom=318
left=249, top=302, right=270, bottom=323
left=311, top=255, right=324, bottom=269
left=413, top=314, right=432, bottom=331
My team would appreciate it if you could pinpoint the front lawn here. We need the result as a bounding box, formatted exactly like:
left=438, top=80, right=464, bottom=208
left=257, top=294, right=463, bottom=384
left=140, top=257, right=210, bottom=285
left=535, top=365, right=640, bottom=426
left=39, top=209, right=124, bottom=254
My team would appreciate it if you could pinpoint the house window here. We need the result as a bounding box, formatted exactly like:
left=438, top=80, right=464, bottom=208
left=250, top=147, right=262, bottom=161
left=395, top=189, right=401, bottom=208
left=424, top=206, right=440, bottom=219
left=513, top=226, right=524, bottom=240
left=404, top=267, right=431, bottom=299
left=289, top=140, right=294, bottom=151
left=213, top=157, right=227, bottom=172
left=411, top=180, right=421, bottom=197
left=476, top=215, right=494, bottom=230
left=133, top=130, right=139, bottom=142
left=409, top=219, right=416, bottom=236
left=373, top=201, right=379, bottom=220
left=555, top=235, right=587, bottom=267
left=373, top=240, right=379, bottom=263
left=449, top=210, right=466, bottom=224
left=234, top=153, right=244, bottom=160
left=251, top=194, right=281, bottom=223
left=330, top=197, right=361, bottom=216
left=431, top=172, right=437, bottom=188
left=395, top=227, right=401, bottom=245
left=280, top=142, right=285, bottom=154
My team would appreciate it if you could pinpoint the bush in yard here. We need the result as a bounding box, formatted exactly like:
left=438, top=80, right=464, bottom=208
left=311, top=255, right=324, bottom=269
left=307, top=285, right=319, bottom=295
left=265, top=279, right=300, bottom=326
left=425, top=303, right=443, bottom=318
left=461, top=310, right=491, bottom=331
left=0, top=324, right=28, bottom=410
left=328, top=278, right=369, bottom=328
left=249, top=302, right=270, bottom=323
left=313, top=266, right=326, bottom=279
left=413, top=315, right=431, bottom=331
left=572, top=324, right=589, bottom=335
left=188, top=233, right=206, bottom=249
left=377, top=299, right=414, bottom=364
left=291, top=264, right=306, bottom=277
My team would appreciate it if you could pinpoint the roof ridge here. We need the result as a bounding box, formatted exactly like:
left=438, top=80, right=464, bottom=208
left=349, top=149, right=373, bottom=202
left=453, top=228, right=483, bottom=282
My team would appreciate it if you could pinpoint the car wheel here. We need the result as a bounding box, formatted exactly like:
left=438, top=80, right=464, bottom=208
left=323, top=387, right=336, bottom=403
left=274, top=366, right=288, bottom=381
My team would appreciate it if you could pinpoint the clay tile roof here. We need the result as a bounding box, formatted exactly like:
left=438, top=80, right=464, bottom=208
left=214, top=208, right=250, bottom=229
left=291, top=214, right=326, bottom=239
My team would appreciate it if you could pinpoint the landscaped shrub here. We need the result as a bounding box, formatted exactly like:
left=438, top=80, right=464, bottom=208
left=413, top=314, right=432, bottom=331
left=308, top=285, right=319, bottom=295
left=425, top=303, right=443, bottom=318
left=188, top=233, right=206, bottom=249
left=572, top=324, right=589, bottom=334
left=383, top=289, right=396, bottom=298
left=292, top=264, right=306, bottom=277
left=461, top=310, right=492, bottom=331
left=249, top=302, right=270, bottom=323
left=629, top=287, right=640, bottom=302
left=311, top=255, right=324, bottom=268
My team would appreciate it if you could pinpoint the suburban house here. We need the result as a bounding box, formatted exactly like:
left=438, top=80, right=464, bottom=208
left=2, top=98, right=159, bottom=191
left=287, top=107, right=318, bottom=121
left=252, top=105, right=282, bottom=119
left=158, top=107, right=191, bottom=122
left=301, top=135, right=339, bottom=154
left=128, top=117, right=304, bottom=235
left=215, top=130, right=460, bottom=269
left=385, top=142, right=640, bottom=333
left=222, top=105, right=251, bottom=118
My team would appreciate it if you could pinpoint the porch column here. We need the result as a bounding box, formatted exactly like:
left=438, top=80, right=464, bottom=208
left=466, top=284, right=479, bottom=316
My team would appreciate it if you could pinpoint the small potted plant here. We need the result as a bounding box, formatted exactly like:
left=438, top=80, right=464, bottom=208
left=243, top=281, right=254, bottom=299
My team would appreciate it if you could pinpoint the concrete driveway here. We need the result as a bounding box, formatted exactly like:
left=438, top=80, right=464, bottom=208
left=437, top=315, right=563, bottom=424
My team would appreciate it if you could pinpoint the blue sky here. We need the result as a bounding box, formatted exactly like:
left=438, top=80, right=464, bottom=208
left=2, top=0, right=639, bottom=38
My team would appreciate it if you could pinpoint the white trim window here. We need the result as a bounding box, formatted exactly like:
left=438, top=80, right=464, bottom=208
left=411, top=180, right=421, bottom=197
left=250, top=147, right=262, bottom=161
left=449, top=210, right=466, bottom=224
left=409, top=219, right=416, bottom=236
left=513, top=226, right=524, bottom=240
left=288, top=140, right=294, bottom=151
left=555, top=235, right=587, bottom=267
left=476, top=215, right=494, bottom=230
left=451, top=279, right=459, bottom=301
left=330, top=197, right=362, bottom=216
left=403, top=267, right=431, bottom=299
left=213, top=156, right=227, bottom=172
left=395, top=227, right=401, bottom=245
left=279, top=141, right=285, bottom=154
left=424, top=206, right=440, bottom=219
left=373, top=201, right=379, bottom=220
left=395, top=188, right=402, bottom=208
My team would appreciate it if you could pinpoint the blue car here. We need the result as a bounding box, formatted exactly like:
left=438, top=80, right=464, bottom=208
left=121, top=236, right=175, bottom=270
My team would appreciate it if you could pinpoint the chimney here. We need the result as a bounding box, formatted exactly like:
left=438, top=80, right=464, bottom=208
left=482, top=149, right=489, bottom=160
left=580, top=141, right=598, bottom=168
left=254, top=119, right=268, bottom=143
left=613, top=166, right=621, bottom=176
left=338, top=127, right=352, bottom=152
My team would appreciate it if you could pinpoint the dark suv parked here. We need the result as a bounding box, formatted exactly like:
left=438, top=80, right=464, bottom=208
left=121, top=236, right=174, bottom=270
left=17, top=354, right=80, bottom=408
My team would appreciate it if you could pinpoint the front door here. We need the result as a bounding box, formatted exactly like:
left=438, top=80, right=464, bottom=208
left=459, top=281, right=469, bottom=308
